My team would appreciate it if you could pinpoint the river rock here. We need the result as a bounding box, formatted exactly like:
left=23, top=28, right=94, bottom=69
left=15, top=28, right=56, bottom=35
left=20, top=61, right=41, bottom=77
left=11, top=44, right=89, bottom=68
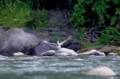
left=0, top=27, right=7, bottom=48
left=35, top=36, right=72, bottom=56
left=114, top=47, right=120, bottom=55
left=83, top=66, right=116, bottom=76
left=56, top=48, right=78, bottom=56
left=67, top=43, right=81, bottom=52
left=77, top=45, right=120, bottom=55
left=39, top=50, right=56, bottom=56
left=78, top=49, right=105, bottom=56
left=61, top=41, right=81, bottom=52
left=13, top=52, right=27, bottom=57
left=107, top=52, right=116, bottom=56
left=0, top=28, right=40, bottom=56
left=35, top=40, right=59, bottom=55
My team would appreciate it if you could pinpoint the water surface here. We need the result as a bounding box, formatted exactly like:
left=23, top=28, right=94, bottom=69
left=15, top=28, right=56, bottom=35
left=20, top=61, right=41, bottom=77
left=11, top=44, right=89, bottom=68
left=0, top=56, right=119, bottom=79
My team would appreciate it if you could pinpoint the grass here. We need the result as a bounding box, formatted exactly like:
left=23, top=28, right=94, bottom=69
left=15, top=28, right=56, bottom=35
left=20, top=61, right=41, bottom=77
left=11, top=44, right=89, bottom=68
left=50, top=30, right=66, bottom=43
left=0, top=0, right=50, bottom=29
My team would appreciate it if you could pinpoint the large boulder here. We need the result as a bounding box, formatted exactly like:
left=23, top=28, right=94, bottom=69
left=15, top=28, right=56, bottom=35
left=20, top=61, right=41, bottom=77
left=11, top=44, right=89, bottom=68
left=0, top=28, right=40, bottom=56
left=83, top=66, right=116, bottom=76
left=0, top=26, right=7, bottom=48
left=35, top=36, right=72, bottom=56
left=62, top=41, right=81, bottom=52
left=35, top=40, right=59, bottom=55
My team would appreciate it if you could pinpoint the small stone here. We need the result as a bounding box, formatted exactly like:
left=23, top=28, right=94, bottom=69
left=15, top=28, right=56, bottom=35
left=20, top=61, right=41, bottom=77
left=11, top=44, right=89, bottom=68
left=40, top=50, right=56, bottom=56
left=13, top=52, right=27, bottom=57
left=107, top=52, right=116, bottom=56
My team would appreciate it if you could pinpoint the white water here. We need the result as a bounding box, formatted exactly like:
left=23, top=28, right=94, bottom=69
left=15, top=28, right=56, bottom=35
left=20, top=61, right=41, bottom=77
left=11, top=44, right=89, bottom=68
left=0, top=56, right=119, bottom=79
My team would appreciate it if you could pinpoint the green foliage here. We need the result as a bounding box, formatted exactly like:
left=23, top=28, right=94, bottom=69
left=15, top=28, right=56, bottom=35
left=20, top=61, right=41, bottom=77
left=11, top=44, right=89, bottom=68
left=0, top=0, right=50, bottom=29
left=97, top=28, right=120, bottom=45
left=0, top=0, right=31, bottom=28
left=71, top=0, right=86, bottom=27
left=26, top=10, right=50, bottom=30
left=74, top=27, right=85, bottom=40
left=71, top=0, right=120, bottom=46
left=50, top=30, right=66, bottom=43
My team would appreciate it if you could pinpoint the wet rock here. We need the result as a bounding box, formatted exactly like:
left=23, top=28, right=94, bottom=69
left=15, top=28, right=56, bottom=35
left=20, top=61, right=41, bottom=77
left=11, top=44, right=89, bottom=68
left=0, top=28, right=40, bottom=56
left=78, top=49, right=105, bottom=56
left=0, top=27, right=6, bottom=48
left=56, top=48, right=78, bottom=56
left=67, top=43, right=81, bottom=52
left=35, top=36, right=71, bottom=56
left=83, top=66, right=116, bottom=76
left=114, top=47, right=120, bottom=55
left=35, top=40, right=59, bottom=55
left=13, top=52, right=27, bottom=57
left=77, top=45, right=120, bottom=55
left=107, top=52, right=116, bottom=56
left=62, top=41, right=81, bottom=52
left=39, top=50, right=56, bottom=56
left=97, top=46, right=116, bottom=54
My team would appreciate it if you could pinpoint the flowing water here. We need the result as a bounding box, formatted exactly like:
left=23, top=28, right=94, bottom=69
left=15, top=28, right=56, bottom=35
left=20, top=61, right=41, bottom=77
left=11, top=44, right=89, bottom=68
left=0, top=56, right=120, bottom=79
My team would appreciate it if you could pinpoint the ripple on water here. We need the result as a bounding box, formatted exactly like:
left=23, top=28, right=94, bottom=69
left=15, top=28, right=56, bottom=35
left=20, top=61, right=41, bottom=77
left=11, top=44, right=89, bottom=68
left=0, top=56, right=119, bottom=79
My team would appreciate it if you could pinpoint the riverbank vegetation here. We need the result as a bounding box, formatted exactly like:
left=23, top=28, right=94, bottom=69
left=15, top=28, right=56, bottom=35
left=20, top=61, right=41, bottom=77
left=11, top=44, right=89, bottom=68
left=71, top=0, right=120, bottom=46
left=0, top=0, right=49, bottom=29
left=0, top=0, right=120, bottom=47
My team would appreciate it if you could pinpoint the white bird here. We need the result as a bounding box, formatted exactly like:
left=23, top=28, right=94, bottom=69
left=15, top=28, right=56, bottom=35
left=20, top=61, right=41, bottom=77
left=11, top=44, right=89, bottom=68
left=56, top=36, right=78, bottom=56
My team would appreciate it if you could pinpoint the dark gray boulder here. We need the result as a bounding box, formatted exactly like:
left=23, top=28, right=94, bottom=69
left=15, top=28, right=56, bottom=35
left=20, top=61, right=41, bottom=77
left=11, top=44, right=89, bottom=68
left=67, top=43, right=81, bottom=52
left=0, top=28, right=40, bottom=56
left=35, top=36, right=72, bottom=56
left=35, top=40, right=59, bottom=55
left=0, top=26, right=7, bottom=48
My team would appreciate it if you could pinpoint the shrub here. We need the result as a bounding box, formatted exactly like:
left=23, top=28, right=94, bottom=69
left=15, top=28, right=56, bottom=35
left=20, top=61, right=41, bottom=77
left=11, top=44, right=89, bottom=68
left=0, top=0, right=31, bottom=28
left=71, top=0, right=120, bottom=46
left=26, top=9, right=50, bottom=30
left=0, top=0, right=50, bottom=29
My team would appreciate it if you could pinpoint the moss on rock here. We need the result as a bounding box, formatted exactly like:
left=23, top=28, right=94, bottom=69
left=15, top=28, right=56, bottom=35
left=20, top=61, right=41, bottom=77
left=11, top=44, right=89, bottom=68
left=77, top=45, right=120, bottom=55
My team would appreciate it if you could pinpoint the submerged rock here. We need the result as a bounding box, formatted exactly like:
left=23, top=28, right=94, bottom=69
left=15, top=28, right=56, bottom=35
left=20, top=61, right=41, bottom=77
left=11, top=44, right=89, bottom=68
left=0, top=28, right=40, bottom=56
left=83, top=66, right=116, bottom=76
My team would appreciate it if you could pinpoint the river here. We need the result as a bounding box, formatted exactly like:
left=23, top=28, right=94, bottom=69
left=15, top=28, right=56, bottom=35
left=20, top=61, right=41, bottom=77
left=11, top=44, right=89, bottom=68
left=0, top=56, right=119, bottom=79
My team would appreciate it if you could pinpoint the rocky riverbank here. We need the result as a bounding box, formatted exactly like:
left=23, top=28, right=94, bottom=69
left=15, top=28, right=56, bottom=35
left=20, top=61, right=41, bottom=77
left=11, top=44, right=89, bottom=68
left=0, top=27, right=119, bottom=57
left=0, top=27, right=118, bottom=77
left=0, top=27, right=80, bottom=56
